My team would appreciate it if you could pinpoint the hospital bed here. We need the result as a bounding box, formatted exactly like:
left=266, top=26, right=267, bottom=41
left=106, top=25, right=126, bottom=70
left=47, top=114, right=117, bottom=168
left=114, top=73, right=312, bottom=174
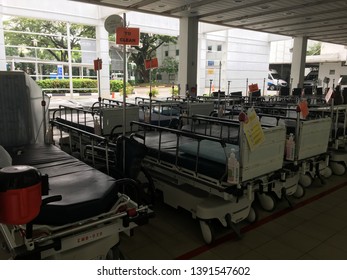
left=134, top=97, right=215, bottom=127
left=181, top=113, right=304, bottom=210
left=244, top=105, right=332, bottom=188
left=0, top=144, right=151, bottom=259
left=0, top=71, right=152, bottom=259
left=130, top=115, right=287, bottom=243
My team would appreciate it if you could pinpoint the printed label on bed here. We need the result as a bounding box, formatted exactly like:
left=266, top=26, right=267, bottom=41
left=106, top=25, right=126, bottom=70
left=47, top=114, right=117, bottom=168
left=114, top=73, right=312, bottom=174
left=243, top=107, right=265, bottom=151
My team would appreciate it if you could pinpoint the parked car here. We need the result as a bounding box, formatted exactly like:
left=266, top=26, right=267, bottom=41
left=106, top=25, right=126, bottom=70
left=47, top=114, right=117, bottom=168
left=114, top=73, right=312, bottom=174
left=303, top=70, right=318, bottom=88
left=338, top=75, right=347, bottom=90
left=268, top=69, right=287, bottom=90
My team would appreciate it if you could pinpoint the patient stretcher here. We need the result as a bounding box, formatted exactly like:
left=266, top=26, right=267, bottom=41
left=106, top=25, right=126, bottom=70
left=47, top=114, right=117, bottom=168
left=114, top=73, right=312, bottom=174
left=130, top=116, right=287, bottom=243
left=0, top=144, right=151, bottom=259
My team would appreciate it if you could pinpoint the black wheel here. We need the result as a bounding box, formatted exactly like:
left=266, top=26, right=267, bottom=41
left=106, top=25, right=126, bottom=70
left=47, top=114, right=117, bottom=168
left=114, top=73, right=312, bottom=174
left=106, top=245, right=125, bottom=260
left=269, top=85, right=276, bottom=91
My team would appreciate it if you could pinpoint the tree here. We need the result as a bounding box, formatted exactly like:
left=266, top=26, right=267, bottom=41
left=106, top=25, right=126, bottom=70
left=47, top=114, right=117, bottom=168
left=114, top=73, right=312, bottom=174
left=158, top=57, right=179, bottom=82
left=129, top=33, right=177, bottom=83
left=307, top=42, right=321, bottom=56
left=3, top=16, right=95, bottom=74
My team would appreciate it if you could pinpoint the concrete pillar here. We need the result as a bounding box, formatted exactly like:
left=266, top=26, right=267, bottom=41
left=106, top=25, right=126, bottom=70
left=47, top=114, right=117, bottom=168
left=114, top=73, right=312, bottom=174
left=178, top=17, right=198, bottom=97
left=96, top=15, right=110, bottom=98
left=290, top=36, right=307, bottom=90
left=0, top=3, right=7, bottom=71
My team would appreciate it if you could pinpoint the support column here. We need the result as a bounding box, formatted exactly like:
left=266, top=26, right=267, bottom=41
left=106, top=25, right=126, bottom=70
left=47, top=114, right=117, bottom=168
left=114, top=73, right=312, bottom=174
left=96, top=15, right=110, bottom=98
left=290, top=36, right=307, bottom=90
left=178, top=17, right=198, bottom=97
left=0, top=3, right=7, bottom=71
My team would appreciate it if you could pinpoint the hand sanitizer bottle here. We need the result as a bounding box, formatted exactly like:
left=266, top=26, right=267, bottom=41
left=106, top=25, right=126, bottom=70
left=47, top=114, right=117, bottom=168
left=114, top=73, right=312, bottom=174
left=285, top=133, right=295, bottom=161
left=227, top=148, right=239, bottom=184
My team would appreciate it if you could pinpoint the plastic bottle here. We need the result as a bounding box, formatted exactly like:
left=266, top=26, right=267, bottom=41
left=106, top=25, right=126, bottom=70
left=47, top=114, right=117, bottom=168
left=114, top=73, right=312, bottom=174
left=227, top=148, right=239, bottom=184
left=285, top=133, right=295, bottom=161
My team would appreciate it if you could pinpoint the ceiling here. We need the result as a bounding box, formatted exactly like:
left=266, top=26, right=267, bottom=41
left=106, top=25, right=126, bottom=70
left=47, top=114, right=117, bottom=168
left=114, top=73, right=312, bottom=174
left=72, top=0, right=347, bottom=46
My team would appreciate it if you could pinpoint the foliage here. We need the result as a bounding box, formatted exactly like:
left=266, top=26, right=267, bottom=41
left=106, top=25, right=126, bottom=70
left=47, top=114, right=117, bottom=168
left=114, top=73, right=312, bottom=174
left=171, top=86, right=179, bottom=96
left=110, top=80, right=124, bottom=92
left=3, top=16, right=95, bottom=74
left=148, top=87, right=159, bottom=97
left=129, top=33, right=177, bottom=83
left=307, top=42, right=321, bottom=56
left=159, top=57, right=179, bottom=76
left=36, top=78, right=97, bottom=93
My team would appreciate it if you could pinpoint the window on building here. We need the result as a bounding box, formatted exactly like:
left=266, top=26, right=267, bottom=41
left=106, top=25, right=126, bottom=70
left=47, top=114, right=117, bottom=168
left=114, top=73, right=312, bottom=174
left=165, top=51, right=169, bottom=57
left=207, top=45, right=212, bottom=51
left=176, top=49, right=179, bottom=56
left=217, top=45, right=222, bottom=51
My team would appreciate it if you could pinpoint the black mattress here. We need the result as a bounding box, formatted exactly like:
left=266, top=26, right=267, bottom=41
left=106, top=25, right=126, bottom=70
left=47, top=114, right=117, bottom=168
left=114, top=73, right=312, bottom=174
left=139, top=131, right=231, bottom=182
left=9, top=144, right=118, bottom=226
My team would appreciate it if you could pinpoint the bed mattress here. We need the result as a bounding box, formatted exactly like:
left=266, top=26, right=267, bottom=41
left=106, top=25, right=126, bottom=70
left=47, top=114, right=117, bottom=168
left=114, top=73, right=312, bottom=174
left=9, top=144, right=118, bottom=226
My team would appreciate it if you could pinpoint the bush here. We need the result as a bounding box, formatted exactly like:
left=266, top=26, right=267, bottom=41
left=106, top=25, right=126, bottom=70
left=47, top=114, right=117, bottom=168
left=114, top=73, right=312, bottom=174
left=148, top=87, right=159, bottom=97
left=36, top=78, right=97, bottom=94
left=37, top=78, right=133, bottom=95
left=110, top=80, right=124, bottom=92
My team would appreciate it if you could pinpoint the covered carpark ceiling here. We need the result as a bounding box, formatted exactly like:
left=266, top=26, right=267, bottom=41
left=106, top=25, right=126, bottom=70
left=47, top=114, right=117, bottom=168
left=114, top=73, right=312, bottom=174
left=71, top=0, right=347, bottom=46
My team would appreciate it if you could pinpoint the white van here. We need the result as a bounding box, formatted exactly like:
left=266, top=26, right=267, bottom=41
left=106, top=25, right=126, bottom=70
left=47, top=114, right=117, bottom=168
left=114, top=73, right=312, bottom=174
left=268, top=69, right=287, bottom=90
left=111, top=72, right=124, bottom=81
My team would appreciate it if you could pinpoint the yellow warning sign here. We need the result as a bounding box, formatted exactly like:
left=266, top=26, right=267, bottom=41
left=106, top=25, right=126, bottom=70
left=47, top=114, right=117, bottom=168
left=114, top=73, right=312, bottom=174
left=243, top=107, right=265, bottom=151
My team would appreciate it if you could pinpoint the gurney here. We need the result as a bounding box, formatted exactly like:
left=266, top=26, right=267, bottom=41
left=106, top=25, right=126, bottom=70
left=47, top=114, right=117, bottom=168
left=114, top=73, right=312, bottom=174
left=181, top=113, right=303, bottom=210
left=245, top=105, right=332, bottom=189
left=0, top=144, right=151, bottom=259
left=0, top=71, right=152, bottom=259
left=130, top=114, right=287, bottom=243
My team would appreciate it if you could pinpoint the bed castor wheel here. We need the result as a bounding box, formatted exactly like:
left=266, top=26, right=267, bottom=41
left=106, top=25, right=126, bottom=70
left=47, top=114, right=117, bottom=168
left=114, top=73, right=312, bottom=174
left=330, top=162, right=346, bottom=176
left=199, top=220, right=214, bottom=244
left=321, top=166, right=332, bottom=178
left=106, top=245, right=125, bottom=260
left=257, top=193, right=276, bottom=212
left=292, top=184, right=305, bottom=199
left=247, top=207, right=257, bottom=223
left=299, top=173, right=312, bottom=188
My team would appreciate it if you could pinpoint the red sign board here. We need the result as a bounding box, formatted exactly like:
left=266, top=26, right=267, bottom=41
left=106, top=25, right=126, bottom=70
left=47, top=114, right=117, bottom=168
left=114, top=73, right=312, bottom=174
left=116, top=27, right=140, bottom=46
left=299, top=100, right=309, bottom=119
left=248, top=83, right=259, bottom=93
left=93, top=58, right=102, bottom=71
left=145, top=58, right=159, bottom=70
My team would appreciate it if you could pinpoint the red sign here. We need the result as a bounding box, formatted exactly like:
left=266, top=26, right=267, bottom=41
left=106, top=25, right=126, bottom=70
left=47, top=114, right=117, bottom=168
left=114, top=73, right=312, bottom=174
left=248, top=83, right=259, bottom=93
left=116, top=27, right=140, bottom=46
left=93, top=58, right=102, bottom=71
left=145, top=58, right=159, bottom=70
left=299, top=100, right=309, bottom=119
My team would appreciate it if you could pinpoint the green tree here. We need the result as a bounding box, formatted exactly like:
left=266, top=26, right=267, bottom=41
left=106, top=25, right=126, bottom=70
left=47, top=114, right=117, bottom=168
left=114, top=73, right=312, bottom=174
left=158, top=57, right=179, bottom=82
left=307, top=42, right=321, bottom=56
left=129, top=33, right=177, bottom=83
left=4, top=16, right=95, bottom=74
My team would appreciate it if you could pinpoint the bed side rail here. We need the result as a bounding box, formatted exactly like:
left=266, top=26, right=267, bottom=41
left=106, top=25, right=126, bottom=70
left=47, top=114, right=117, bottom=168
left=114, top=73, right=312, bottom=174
left=240, top=125, right=286, bottom=181
left=296, top=117, right=331, bottom=160
left=101, top=106, right=140, bottom=135
left=50, top=119, right=117, bottom=174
